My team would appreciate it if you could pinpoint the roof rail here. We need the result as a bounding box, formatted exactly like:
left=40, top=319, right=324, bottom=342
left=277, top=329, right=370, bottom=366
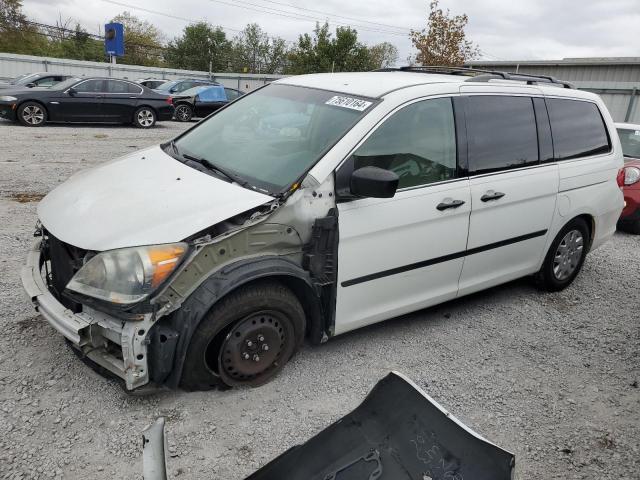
left=375, top=66, right=575, bottom=89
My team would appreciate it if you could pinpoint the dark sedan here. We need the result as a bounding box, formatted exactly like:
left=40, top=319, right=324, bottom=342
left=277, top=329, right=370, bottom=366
left=0, top=77, right=174, bottom=128
left=0, top=72, right=73, bottom=89
left=172, top=85, right=243, bottom=121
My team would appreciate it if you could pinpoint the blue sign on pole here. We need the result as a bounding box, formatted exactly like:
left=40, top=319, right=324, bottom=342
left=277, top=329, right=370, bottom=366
left=104, top=23, right=125, bottom=57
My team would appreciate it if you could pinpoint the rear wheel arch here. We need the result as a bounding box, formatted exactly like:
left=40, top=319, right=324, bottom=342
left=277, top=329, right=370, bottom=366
left=572, top=213, right=595, bottom=249
left=132, top=104, right=157, bottom=121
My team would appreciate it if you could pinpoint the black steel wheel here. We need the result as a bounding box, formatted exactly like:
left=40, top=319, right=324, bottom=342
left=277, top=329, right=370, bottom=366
left=180, top=281, right=305, bottom=390
left=216, top=310, right=294, bottom=386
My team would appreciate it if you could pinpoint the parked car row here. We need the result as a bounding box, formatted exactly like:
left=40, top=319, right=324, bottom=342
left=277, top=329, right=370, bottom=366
left=0, top=72, right=245, bottom=127
left=616, top=122, right=640, bottom=233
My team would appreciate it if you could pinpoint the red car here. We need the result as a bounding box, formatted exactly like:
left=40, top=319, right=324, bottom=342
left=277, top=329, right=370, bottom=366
left=616, top=123, right=640, bottom=233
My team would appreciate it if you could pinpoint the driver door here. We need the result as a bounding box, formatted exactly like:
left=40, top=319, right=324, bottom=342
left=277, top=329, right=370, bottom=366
left=53, top=79, right=105, bottom=121
left=335, top=97, right=471, bottom=334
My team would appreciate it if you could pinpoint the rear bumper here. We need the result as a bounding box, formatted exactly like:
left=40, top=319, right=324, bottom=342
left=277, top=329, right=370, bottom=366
left=156, top=105, right=174, bottom=121
left=21, top=238, right=152, bottom=390
left=620, top=185, right=640, bottom=222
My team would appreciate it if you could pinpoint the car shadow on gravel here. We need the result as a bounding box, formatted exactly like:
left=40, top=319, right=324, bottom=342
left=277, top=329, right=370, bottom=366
left=319, top=276, right=535, bottom=349
left=0, top=119, right=173, bottom=129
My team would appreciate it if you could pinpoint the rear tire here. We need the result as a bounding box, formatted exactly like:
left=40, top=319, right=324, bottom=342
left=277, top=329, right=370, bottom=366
left=133, top=107, right=156, bottom=128
left=180, top=281, right=305, bottom=390
left=536, top=218, right=590, bottom=292
left=174, top=104, right=193, bottom=122
left=17, top=101, right=47, bottom=127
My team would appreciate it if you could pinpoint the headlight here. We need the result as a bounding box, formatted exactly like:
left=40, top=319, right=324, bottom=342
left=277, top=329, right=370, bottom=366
left=0, top=96, right=17, bottom=102
left=624, top=166, right=640, bottom=186
left=66, top=243, right=188, bottom=304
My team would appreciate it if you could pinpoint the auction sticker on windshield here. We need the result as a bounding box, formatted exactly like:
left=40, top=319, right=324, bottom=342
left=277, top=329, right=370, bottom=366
left=325, top=96, right=373, bottom=111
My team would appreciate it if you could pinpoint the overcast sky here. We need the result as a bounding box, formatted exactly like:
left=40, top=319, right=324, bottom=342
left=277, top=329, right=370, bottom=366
left=21, top=0, right=640, bottom=63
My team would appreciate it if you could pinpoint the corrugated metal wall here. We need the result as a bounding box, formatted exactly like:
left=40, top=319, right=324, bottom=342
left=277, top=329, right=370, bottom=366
left=0, top=52, right=287, bottom=92
left=467, top=60, right=640, bottom=124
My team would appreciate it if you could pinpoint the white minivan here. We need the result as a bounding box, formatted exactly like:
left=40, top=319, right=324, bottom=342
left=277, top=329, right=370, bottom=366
left=22, top=67, right=624, bottom=391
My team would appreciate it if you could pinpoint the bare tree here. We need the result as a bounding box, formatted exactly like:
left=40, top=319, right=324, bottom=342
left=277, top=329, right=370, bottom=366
left=409, top=0, right=480, bottom=66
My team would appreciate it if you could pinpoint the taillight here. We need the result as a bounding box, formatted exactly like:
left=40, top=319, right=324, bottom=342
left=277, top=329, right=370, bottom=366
left=623, top=166, right=640, bottom=186
left=165, top=96, right=173, bottom=105
left=617, top=168, right=625, bottom=187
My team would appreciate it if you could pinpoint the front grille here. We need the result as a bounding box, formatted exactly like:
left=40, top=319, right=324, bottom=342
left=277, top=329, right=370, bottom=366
left=42, top=230, right=87, bottom=313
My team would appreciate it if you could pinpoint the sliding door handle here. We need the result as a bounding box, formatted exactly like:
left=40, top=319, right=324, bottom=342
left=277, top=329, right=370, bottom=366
left=481, top=191, right=506, bottom=202
left=436, top=199, right=466, bottom=211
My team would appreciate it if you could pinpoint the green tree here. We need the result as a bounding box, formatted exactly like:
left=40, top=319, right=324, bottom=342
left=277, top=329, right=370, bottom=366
left=287, top=22, right=381, bottom=74
left=0, top=0, right=49, bottom=55
left=410, top=0, right=479, bottom=66
left=165, top=22, right=231, bottom=72
left=230, top=23, right=288, bottom=74
left=110, top=11, right=165, bottom=66
left=369, top=42, right=399, bottom=69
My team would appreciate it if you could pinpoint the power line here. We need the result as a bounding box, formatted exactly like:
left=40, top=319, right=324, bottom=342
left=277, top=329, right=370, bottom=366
left=207, top=0, right=411, bottom=36
left=244, top=0, right=412, bottom=33
left=100, top=0, right=243, bottom=33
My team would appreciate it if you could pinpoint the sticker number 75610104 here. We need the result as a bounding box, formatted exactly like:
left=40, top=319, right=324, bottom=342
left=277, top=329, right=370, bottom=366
left=325, top=96, right=373, bottom=112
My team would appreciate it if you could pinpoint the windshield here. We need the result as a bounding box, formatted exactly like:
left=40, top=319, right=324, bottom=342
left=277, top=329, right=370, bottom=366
left=155, top=81, right=178, bottom=92
left=10, top=73, right=36, bottom=85
left=173, top=83, right=375, bottom=194
left=617, top=128, right=640, bottom=160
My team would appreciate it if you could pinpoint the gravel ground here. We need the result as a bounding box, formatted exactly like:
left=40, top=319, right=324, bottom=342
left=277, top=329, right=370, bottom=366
left=0, top=119, right=639, bottom=480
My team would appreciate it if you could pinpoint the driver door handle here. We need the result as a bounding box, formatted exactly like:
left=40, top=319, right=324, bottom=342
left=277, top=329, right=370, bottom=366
left=481, top=191, right=506, bottom=202
left=436, top=199, right=466, bottom=211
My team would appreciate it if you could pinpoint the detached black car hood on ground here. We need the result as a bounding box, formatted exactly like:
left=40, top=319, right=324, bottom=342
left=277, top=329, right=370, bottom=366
left=246, top=372, right=514, bottom=480
left=143, top=372, right=515, bottom=480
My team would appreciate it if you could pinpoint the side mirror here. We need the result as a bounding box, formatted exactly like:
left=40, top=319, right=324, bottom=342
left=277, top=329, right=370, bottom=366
left=67, top=87, right=77, bottom=96
left=169, top=87, right=177, bottom=93
left=350, top=166, right=399, bottom=198
left=25, top=82, right=36, bottom=88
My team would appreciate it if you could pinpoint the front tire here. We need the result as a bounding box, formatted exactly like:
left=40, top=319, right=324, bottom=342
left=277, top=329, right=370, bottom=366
left=17, top=102, right=47, bottom=127
left=536, top=218, right=590, bottom=291
left=133, top=107, right=156, bottom=128
left=174, top=104, right=193, bottom=122
left=180, top=281, right=305, bottom=390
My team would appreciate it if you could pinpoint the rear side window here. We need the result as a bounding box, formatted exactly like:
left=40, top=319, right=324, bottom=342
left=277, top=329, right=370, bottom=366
left=106, top=80, right=141, bottom=94
left=547, top=99, right=611, bottom=160
left=466, top=96, right=539, bottom=174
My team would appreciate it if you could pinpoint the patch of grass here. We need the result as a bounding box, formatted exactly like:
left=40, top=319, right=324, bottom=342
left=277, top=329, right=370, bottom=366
left=8, top=192, right=45, bottom=203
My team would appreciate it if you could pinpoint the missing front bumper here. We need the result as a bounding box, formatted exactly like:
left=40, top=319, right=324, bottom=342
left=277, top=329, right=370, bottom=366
left=21, top=238, right=152, bottom=390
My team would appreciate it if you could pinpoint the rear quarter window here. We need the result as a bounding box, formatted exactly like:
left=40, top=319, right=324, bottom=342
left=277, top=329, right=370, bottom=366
left=546, top=98, right=611, bottom=160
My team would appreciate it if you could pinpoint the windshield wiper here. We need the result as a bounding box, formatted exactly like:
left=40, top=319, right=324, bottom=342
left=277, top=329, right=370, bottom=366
left=182, top=152, right=249, bottom=187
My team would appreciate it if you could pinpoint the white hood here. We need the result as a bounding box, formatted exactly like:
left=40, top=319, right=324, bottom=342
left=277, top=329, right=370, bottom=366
left=38, top=145, right=273, bottom=251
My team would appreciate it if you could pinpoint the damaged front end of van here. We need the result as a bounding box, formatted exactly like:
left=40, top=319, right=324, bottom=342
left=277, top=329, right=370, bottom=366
left=20, top=82, right=369, bottom=391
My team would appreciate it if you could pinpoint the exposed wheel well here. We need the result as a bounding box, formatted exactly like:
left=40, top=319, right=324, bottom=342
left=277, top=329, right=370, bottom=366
left=216, top=275, right=323, bottom=342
